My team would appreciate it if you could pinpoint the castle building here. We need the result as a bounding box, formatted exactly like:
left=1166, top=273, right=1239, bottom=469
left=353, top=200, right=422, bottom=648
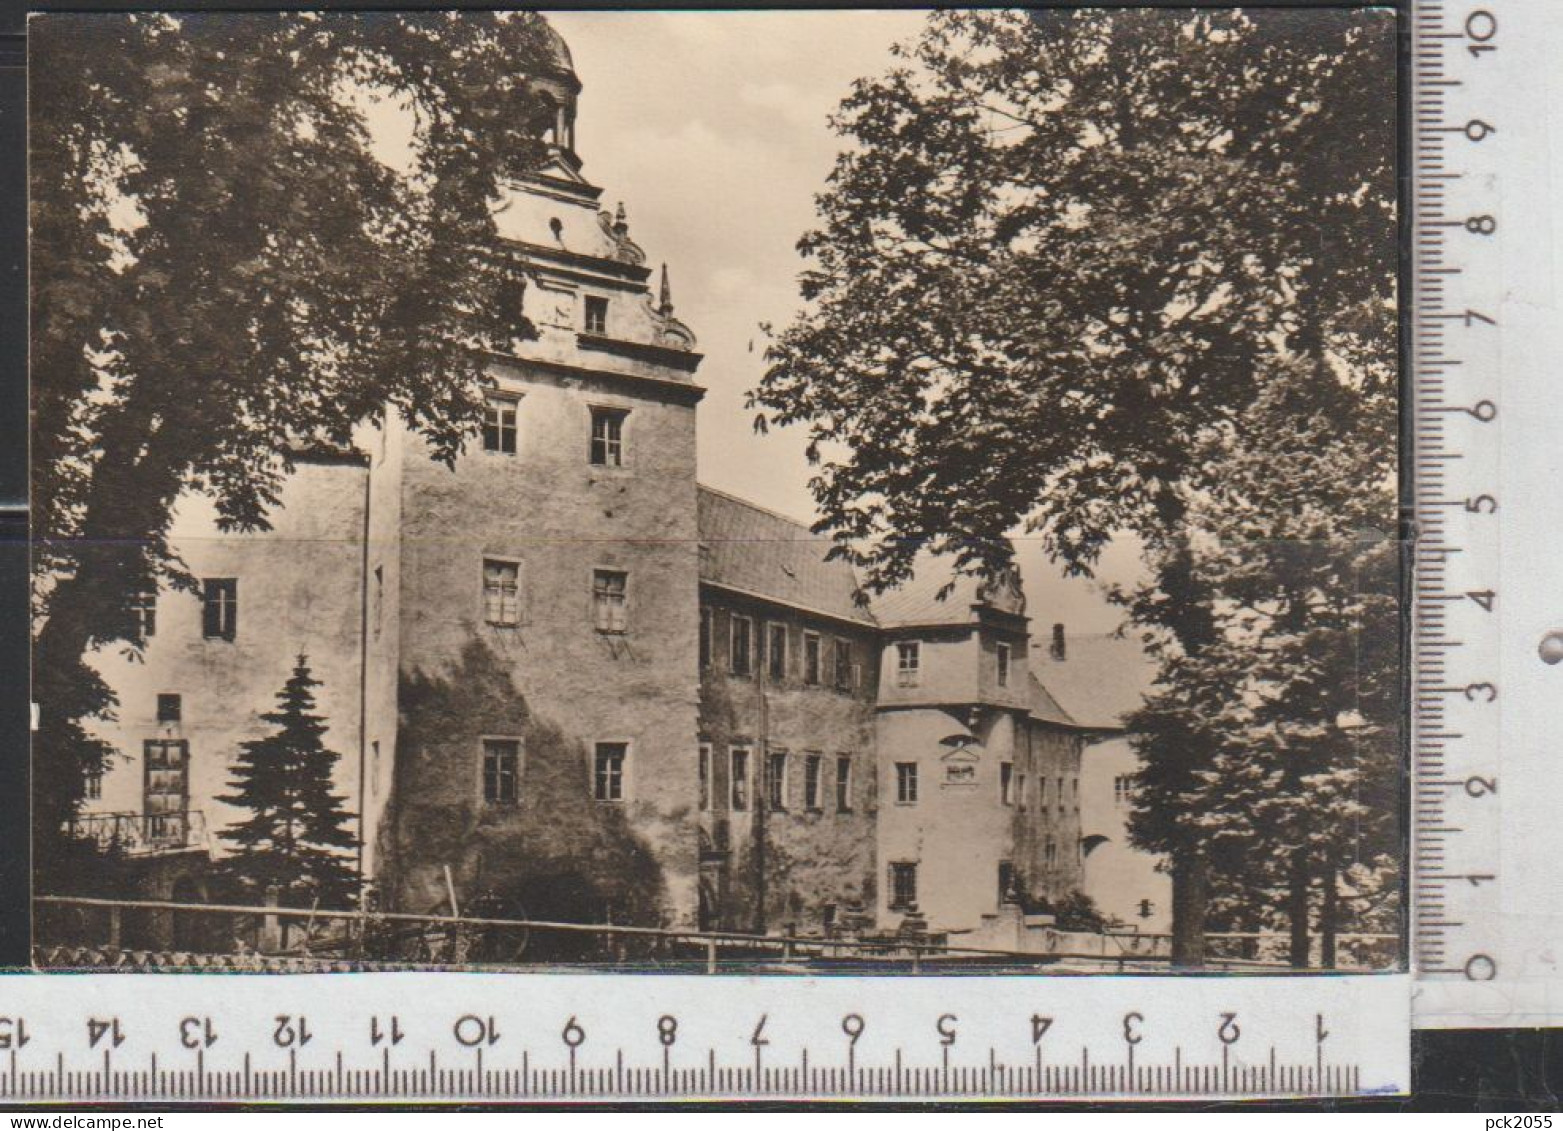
left=71, top=23, right=1133, bottom=945
left=1032, top=631, right=1172, bottom=935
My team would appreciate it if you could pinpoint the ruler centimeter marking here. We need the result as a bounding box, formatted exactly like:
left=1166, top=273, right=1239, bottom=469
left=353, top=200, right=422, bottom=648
left=1410, top=0, right=1505, bottom=988
left=0, top=975, right=1408, bottom=1102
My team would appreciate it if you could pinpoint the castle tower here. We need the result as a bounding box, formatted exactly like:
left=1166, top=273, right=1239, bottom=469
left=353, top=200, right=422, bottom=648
left=372, top=25, right=706, bottom=928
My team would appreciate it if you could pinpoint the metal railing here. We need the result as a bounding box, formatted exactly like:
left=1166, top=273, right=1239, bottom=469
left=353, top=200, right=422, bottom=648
left=62, top=811, right=209, bottom=856
left=33, top=895, right=1395, bottom=972
left=33, top=895, right=1179, bottom=972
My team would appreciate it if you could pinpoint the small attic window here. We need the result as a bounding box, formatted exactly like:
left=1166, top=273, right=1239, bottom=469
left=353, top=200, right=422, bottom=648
left=584, top=295, right=609, bottom=335
left=549, top=217, right=563, bottom=240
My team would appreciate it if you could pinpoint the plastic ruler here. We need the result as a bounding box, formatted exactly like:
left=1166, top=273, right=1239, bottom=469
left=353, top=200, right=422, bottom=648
left=0, top=974, right=1406, bottom=1102
left=1410, top=0, right=1563, bottom=1028
left=6, top=0, right=1557, bottom=1102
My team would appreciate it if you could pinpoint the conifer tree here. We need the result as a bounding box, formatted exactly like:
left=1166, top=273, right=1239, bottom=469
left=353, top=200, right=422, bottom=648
left=1120, top=356, right=1399, bottom=967
left=219, top=656, right=359, bottom=909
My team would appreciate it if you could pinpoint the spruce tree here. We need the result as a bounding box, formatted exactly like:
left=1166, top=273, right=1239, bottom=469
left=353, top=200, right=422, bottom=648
left=219, top=655, right=359, bottom=909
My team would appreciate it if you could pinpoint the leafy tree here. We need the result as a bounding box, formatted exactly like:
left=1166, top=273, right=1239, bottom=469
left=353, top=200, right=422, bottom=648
left=1120, top=351, right=1399, bottom=967
left=753, top=9, right=1397, bottom=962
left=31, top=12, right=560, bottom=851
left=218, top=655, right=359, bottom=909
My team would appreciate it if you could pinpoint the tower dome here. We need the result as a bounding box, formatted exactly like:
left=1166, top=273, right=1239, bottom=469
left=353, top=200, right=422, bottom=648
left=539, top=19, right=576, bottom=80
left=529, top=16, right=582, bottom=158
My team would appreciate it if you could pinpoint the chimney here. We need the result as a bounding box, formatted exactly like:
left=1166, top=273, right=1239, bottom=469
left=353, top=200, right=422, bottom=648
left=1050, top=623, right=1066, bottom=662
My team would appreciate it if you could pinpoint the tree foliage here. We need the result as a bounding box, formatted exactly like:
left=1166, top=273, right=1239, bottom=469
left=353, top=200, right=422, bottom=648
left=754, top=8, right=1395, bottom=587
left=31, top=12, right=559, bottom=839
left=1121, top=358, right=1400, bottom=956
left=755, top=9, right=1398, bottom=959
left=218, top=655, right=359, bottom=908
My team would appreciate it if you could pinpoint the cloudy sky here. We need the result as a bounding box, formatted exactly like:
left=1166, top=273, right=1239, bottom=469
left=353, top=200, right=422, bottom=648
left=551, top=11, right=1139, bottom=635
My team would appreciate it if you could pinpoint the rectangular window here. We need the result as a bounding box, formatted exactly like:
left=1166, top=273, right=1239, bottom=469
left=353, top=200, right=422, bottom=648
left=130, top=589, right=157, bottom=639
left=156, top=694, right=181, bottom=724
left=143, top=739, right=189, bottom=817
left=997, top=642, right=1012, bottom=688
left=730, top=615, right=754, bottom=677
left=699, top=607, right=712, bottom=670
left=584, top=294, right=609, bottom=335
left=894, top=761, right=919, bottom=805
left=1045, top=839, right=1058, bottom=870
left=836, top=755, right=853, bottom=812
left=803, top=754, right=823, bottom=811
left=1000, top=761, right=1014, bottom=806
left=833, top=639, right=852, bottom=690
left=698, top=743, right=712, bottom=811
left=1072, top=776, right=1080, bottom=809
left=589, top=407, right=626, bottom=466
left=201, top=578, right=238, bottom=640
left=1114, top=773, right=1139, bottom=807
left=896, top=640, right=921, bottom=688
left=482, top=739, right=520, bottom=804
left=144, top=739, right=186, bottom=769
left=889, top=862, right=918, bottom=912
left=371, top=741, right=381, bottom=798
left=766, top=622, right=787, bottom=682
left=594, top=742, right=627, bottom=801
left=1017, top=772, right=1028, bottom=811
left=766, top=751, right=788, bottom=811
left=730, top=747, right=751, bottom=812
left=483, top=560, right=521, bottom=626
left=1057, top=776, right=1066, bottom=811
left=84, top=771, right=102, bottom=801
left=593, top=570, right=629, bottom=634
left=482, top=395, right=518, bottom=454
left=998, top=861, right=1016, bottom=902
left=803, top=632, right=822, bottom=686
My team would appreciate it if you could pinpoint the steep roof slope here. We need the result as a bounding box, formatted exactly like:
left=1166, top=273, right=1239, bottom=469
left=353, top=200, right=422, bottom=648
left=697, top=486, right=875, bottom=626
left=1031, top=633, right=1158, bottom=730
left=1026, top=671, right=1078, bottom=728
left=869, top=552, right=1025, bottom=627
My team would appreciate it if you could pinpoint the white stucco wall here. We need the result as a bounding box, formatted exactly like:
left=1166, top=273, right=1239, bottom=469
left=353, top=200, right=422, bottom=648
left=84, top=459, right=370, bottom=863
left=1078, top=734, right=1171, bottom=934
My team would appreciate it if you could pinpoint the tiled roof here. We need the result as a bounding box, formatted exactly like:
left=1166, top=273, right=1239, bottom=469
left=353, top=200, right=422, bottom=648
left=697, top=487, right=876, bottom=626
left=869, top=552, right=1024, bottom=627
left=1030, top=633, right=1158, bottom=730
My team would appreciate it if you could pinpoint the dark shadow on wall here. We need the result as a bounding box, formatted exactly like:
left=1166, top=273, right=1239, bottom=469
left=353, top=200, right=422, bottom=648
left=378, top=640, right=667, bottom=959
left=717, top=829, right=876, bottom=937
